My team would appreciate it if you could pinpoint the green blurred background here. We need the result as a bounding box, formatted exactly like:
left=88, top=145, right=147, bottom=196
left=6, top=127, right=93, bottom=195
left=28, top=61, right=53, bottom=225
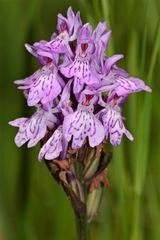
left=0, top=0, right=160, bottom=239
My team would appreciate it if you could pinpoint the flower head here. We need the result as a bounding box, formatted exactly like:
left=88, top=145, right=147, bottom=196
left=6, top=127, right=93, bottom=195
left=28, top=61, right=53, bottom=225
left=10, top=6, right=151, bottom=159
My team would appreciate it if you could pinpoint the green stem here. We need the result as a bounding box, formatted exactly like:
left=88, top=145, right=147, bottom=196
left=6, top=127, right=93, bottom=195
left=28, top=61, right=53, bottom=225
left=75, top=148, right=89, bottom=240
left=75, top=212, right=89, bottom=240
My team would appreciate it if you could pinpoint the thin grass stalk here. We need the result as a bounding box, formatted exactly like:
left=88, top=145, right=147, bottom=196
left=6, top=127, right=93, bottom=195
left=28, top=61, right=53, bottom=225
left=100, top=0, right=114, bottom=56
left=131, top=20, right=160, bottom=240
left=140, top=0, right=149, bottom=76
left=147, top=177, right=160, bottom=239
left=127, top=32, right=139, bottom=170
left=92, top=0, right=101, bottom=21
left=114, top=146, right=129, bottom=240
left=77, top=0, right=94, bottom=24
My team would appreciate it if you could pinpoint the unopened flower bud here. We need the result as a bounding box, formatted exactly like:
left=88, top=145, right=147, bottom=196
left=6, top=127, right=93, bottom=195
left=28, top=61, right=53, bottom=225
left=66, top=172, right=84, bottom=203
left=83, top=148, right=96, bottom=172
left=87, top=187, right=103, bottom=223
left=83, top=155, right=100, bottom=181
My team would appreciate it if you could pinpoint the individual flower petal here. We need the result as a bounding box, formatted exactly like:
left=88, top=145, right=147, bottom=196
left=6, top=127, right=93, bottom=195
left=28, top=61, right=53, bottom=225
left=9, top=107, right=57, bottom=148
left=73, top=77, right=84, bottom=94
left=47, top=33, right=73, bottom=56
left=115, top=76, right=152, bottom=96
left=101, top=106, right=133, bottom=146
left=70, top=11, right=82, bottom=41
left=92, top=21, right=107, bottom=43
left=9, top=118, right=28, bottom=127
left=38, top=126, right=63, bottom=160
left=63, top=104, right=105, bottom=149
left=102, top=54, right=124, bottom=75
left=56, top=79, right=73, bottom=108
left=98, top=30, right=111, bottom=52
left=96, top=30, right=112, bottom=63
left=78, top=23, right=92, bottom=43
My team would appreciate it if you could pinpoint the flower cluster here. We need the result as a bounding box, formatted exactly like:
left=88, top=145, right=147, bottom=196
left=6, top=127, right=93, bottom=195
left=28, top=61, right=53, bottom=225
left=10, top=7, right=151, bottom=161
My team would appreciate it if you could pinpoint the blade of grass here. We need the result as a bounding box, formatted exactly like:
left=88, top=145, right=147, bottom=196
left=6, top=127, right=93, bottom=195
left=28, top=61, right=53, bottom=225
left=140, top=0, right=149, bottom=76
left=77, top=0, right=95, bottom=24
left=113, top=146, right=130, bottom=240
left=100, top=0, right=114, bottom=55
left=92, top=0, right=102, bottom=22
left=146, top=176, right=160, bottom=240
left=131, top=20, right=160, bottom=240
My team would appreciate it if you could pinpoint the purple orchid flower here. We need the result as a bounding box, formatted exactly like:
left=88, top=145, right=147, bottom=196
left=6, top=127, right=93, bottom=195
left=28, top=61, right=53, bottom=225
left=38, top=126, right=63, bottom=160
left=99, top=56, right=152, bottom=99
left=99, top=105, right=133, bottom=146
left=63, top=92, right=105, bottom=149
left=25, top=41, right=59, bottom=65
left=60, top=22, right=110, bottom=94
left=9, top=105, right=57, bottom=148
left=46, top=7, right=82, bottom=57
left=15, top=63, right=64, bottom=106
left=10, top=6, right=152, bottom=160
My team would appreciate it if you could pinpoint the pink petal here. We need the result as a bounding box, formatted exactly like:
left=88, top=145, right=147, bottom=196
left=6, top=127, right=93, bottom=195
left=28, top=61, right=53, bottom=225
left=63, top=104, right=105, bottom=149
left=38, top=127, right=63, bottom=160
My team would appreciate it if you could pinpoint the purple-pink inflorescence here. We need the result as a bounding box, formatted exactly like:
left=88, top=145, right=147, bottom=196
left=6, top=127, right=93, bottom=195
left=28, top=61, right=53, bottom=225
left=9, top=6, right=151, bottom=161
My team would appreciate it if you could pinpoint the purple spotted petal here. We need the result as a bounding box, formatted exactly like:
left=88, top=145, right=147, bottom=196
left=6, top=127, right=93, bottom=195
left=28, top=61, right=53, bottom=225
left=9, top=118, right=28, bottom=127
left=70, top=11, right=82, bottom=41
left=15, top=64, right=63, bottom=106
left=103, top=54, right=124, bottom=75
left=77, top=23, right=92, bottom=43
left=14, top=69, right=41, bottom=89
left=63, top=104, right=105, bottom=149
left=47, top=34, right=73, bottom=56
left=54, top=79, right=73, bottom=115
left=49, top=7, right=81, bottom=56
left=66, top=6, right=75, bottom=34
left=9, top=118, right=30, bottom=147
left=115, top=76, right=152, bottom=96
left=60, top=56, right=100, bottom=92
left=38, top=126, right=63, bottom=161
left=99, top=30, right=112, bottom=50
left=27, top=118, right=47, bottom=148
left=9, top=107, right=57, bottom=148
left=57, top=79, right=73, bottom=107
left=92, top=21, right=107, bottom=42
left=73, top=77, right=84, bottom=94
left=101, top=106, right=133, bottom=146
left=97, top=30, right=111, bottom=59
